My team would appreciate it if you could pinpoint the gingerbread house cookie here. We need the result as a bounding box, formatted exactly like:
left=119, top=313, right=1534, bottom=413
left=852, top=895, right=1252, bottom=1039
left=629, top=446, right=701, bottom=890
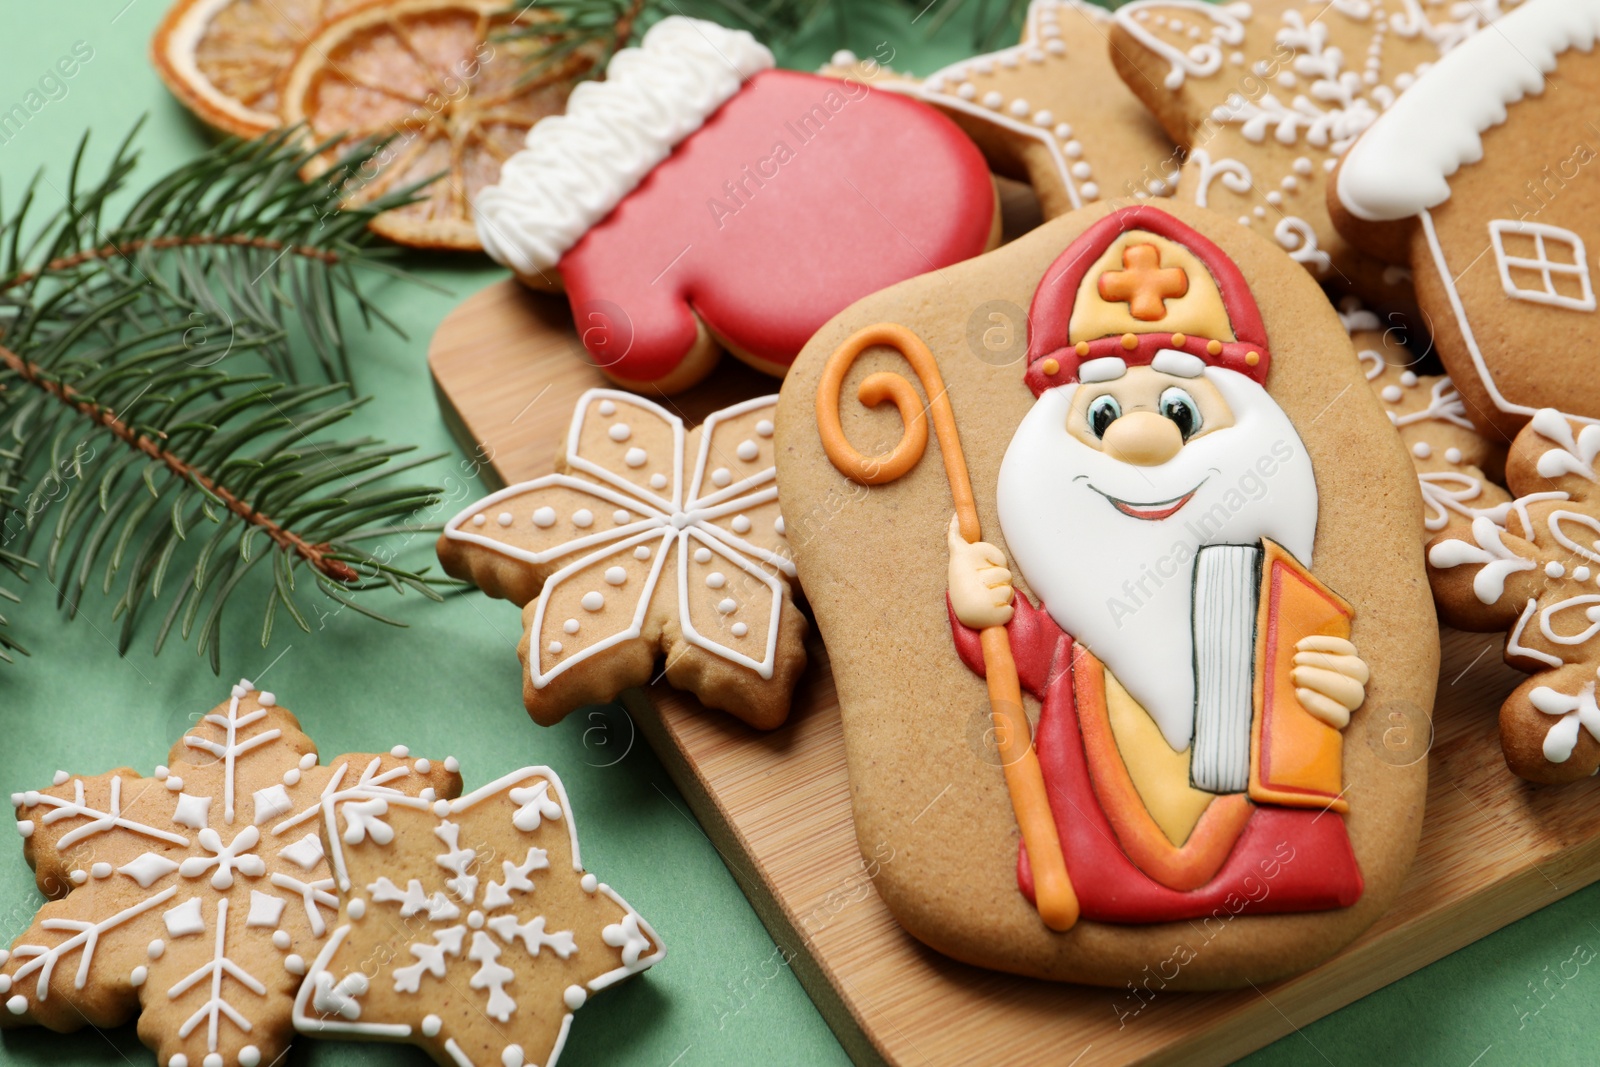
left=1332, top=0, right=1600, bottom=439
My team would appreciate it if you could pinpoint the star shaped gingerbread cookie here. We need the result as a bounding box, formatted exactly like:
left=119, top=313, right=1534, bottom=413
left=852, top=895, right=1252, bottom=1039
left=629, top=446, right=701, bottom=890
left=1, top=682, right=461, bottom=1067
left=914, top=0, right=1179, bottom=217
left=1109, top=0, right=1525, bottom=304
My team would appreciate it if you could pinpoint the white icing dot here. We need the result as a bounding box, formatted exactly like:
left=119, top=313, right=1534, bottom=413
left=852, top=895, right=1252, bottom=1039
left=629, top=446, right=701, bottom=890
left=706, top=572, right=727, bottom=589
left=301, top=753, right=317, bottom=770
left=91, top=862, right=112, bottom=879
left=608, top=510, right=629, bottom=528
left=717, top=598, right=737, bottom=615
left=69, top=870, right=86, bottom=885
left=981, top=90, right=1003, bottom=109
left=130, top=966, right=147, bottom=988
left=609, top=422, right=631, bottom=442
left=605, top=566, right=628, bottom=586
left=285, top=954, right=306, bottom=975
left=497, top=512, right=514, bottom=527
left=564, top=618, right=580, bottom=634
left=732, top=623, right=749, bottom=638
left=581, top=591, right=605, bottom=612
left=1033, top=109, right=1053, bottom=127
left=1445, top=448, right=1463, bottom=464
left=1578, top=567, right=1594, bottom=583
left=756, top=419, right=774, bottom=437
left=1046, top=38, right=1065, bottom=54
left=649, top=473, right=669, bottom=489
left=472, top=513, right=485, bottom=527
left=957, top=82, right=976, bottom=100
left=634, top=545, right=652, bottom=561
left=1382, top=385, right=1403, bottom=403
left=1412, top=442, right=1431, bottom=459
left=348, top=898, right=367, bottom=920
left=6, top=994, right=25, bottom=1015
left=1548, top=561, right=1566, bottom=579
left=694, top=547, right=713, bottom=564
left=774, top=516, right=786, bottom=536
left=1064, top=140, right=1083, bottom=160
left=548, top=641, right=563, bottom=655
left=154, top=767, right=169, bottom=780
left=239, top=1049, right=261, bottom=1067
left=1081, top=183, right=1099, bottom=200
left=14, top=821, right=30, bottom=838
left=433, top=799, right=451, bottom=817
left=52, top=770, right=68, bottom=786
left=565, top=985, right=588, bottom=1010
left=581, top=873, right=599, bottom=893
left=1072, top=162, right=1093, bottom=180
left=572, top=509, right=594, bottom=528
left=148, top=940, right=165, bottom=960
left=422, top=1014, right=443, bottom=1037
left=1266, top=192, right=1283, bottom=206
left=736, top=439, right=760, bottom=462
left=533, top=507, right=557, bottom=528
left=391, top=745, right=410, bottom=758
left=259, top=692, right=275, bottom=707
left=731, top=515, right=753, bottom=535
left=170, top=1056, right=188, bottom=1067
left=1239, top=217, right=1252, bottom=226
left=469, top=910, right=485, bottom=930
left=205, top=1054, right=222, bottom=1067
left=1053, top=123, right=1072, bottom=140
left=165, top=777, right=183, bottom=791
left=625, top=447, right=648, bottom=468
left=598, top=399, right=616, bottom=416
left=416, top=758, right=431, bottom=774
left=503, top=1047, right=525, bottom=1067
left=1282, top=176, right=1299, bottom=191
left=283, top=766, right=302, bottom=786
left=711, top=467, right=732, bottom=488
left=1400, top=371, right=1419, bottom=387
left=1254, top=206, right=1268, bottom=218
left=273, top=930, right=291, bottom=950
left=1009, top=99, right=1030, bottom=117
left=1294, top=157, right=1314, bottom=176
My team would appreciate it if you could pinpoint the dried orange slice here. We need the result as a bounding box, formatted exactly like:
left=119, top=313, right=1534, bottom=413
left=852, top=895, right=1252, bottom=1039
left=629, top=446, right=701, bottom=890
left=279, top=0, right=589, bottom=251
left=151, top=0, right=373, bottom=138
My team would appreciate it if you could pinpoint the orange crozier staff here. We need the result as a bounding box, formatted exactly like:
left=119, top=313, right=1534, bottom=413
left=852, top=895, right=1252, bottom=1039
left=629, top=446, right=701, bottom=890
left=815, top=322, right=1078, bottom=932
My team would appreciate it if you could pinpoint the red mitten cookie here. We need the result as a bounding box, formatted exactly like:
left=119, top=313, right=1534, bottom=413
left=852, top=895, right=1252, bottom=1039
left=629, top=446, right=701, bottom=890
left=476, top=17, right=999, bottom=394
left=1332, top=1, right=1600, bottom=439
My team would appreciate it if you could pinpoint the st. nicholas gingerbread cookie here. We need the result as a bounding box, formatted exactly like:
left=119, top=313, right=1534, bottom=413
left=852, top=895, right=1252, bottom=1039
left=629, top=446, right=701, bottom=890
left=293, top=765, right=663, bottom=1067
left=777, top=200, right=1437, bottom=985
left=1428, top=409, right=1600, bottom=783
left=911, top=0, right=1178, bottom=217
left=475, top=17, right=999, bottom=394
left=439, top=390, right=805, bottom=730
left=1332, top=0, right=1600, bottom=439
left=1, top=682, right=461, bottom=1067
left=1110, top=0, right=1526, bottom=307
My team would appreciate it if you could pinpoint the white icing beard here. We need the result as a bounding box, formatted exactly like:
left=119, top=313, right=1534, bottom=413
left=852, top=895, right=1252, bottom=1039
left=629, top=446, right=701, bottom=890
left=474, top=17, right=774, bottom=275
left=995, top=369, right=1318, bottom=752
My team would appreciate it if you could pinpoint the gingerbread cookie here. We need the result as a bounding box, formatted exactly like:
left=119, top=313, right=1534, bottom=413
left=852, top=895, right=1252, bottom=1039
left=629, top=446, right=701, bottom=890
left=1340, top=300, right=1510, bottom=538
left=1332, top=0, right=1600, bottom=439
left=475, top=17, right=998, bottom=394
left=776, top=200, right=1437, bottom=985
left=1, top=681, right=461, bottom=1067
left=1109, top=0, right=1524, bottom=307
left=1427, top=409, right=1600, bottom=783
left=293, top=765, right=662, bottom=1067
left=439, top=390, right=805, bottom=730
left=912, top=0, right=1178, bottom=218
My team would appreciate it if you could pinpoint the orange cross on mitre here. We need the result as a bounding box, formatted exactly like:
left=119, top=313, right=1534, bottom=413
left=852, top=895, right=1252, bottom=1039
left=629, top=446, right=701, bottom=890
left=1097, top=243, right=1189, bottom=322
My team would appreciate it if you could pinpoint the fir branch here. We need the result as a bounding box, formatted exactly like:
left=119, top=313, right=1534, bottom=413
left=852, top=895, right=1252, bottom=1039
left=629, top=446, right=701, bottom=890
left=0, top=128, right=451, bottom=671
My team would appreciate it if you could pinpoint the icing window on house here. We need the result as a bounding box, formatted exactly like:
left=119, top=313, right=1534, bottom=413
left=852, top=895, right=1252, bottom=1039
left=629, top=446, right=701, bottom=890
left=1488, top=220, right=1597, bottom=313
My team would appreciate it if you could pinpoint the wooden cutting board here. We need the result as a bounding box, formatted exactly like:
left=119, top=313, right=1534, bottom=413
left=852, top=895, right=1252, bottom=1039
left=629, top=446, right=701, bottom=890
left=428, top=197, right=1600, bottom=1067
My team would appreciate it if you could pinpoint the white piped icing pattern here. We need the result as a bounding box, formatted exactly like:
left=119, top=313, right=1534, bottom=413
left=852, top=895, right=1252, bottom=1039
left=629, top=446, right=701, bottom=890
left=475, top=17, right=774, bottom=275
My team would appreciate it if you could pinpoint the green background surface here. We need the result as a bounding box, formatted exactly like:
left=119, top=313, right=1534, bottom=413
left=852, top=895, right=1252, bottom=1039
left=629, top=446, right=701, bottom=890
left=0, top=2, right=1595, bottom=1065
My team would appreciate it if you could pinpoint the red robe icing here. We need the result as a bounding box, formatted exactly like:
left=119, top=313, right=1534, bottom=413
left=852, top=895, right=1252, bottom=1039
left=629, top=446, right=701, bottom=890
left=559, top=70, right=995, bottom=382
left=950, top=595, right=1363, bottom=924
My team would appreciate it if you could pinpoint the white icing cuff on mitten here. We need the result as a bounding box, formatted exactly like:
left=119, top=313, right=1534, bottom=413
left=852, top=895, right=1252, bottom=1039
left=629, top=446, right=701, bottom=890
left=474, top=16, right=774, bottom=276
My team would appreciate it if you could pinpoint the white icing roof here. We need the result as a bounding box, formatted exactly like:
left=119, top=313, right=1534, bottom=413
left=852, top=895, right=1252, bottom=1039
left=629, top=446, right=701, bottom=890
left=1339, top=0, right=1600, bottom=222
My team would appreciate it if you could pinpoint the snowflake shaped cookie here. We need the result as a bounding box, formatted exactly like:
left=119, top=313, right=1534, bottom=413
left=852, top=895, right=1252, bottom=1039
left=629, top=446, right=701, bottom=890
left=1110, top=0, right=1524, bottom=302
left=0, top=682, right=461, bottom=1067
left=438, top=389, right=807, bottom=730
left=1428, top=409, right=1600, bottom=782
left=293, top=765, right=663, bottom=1067
left=914, top=0, right=1178, bottom=216
left=1340, top=300, right=1509, bottom=538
